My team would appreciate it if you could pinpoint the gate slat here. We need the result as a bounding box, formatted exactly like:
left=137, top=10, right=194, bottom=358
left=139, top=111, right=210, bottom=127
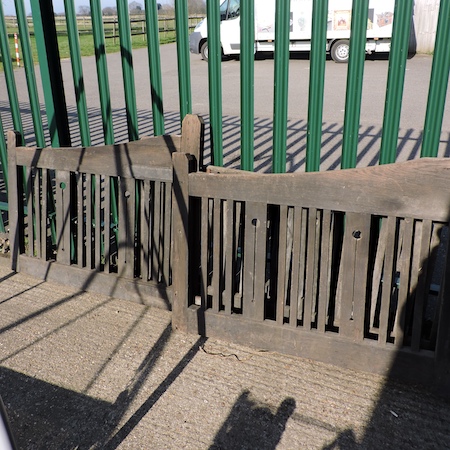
left=163, top=182, right=172, bottom=284
left=223, top=199, right=233, bottom=314
left=104, top=176, right=111, bottom=273
left=152, top=181, right=162, bottom=282
left=276, top=205, right=288, bottom=325
left=76, top=173, right=83, bottom=267
left=141, top=180, right=151, bottom=281
left=26, top=167, right=34, bottom=257
left=392, top=217, right=413, bottom=347
left=200, top=197, right=209, bottom=309
left=86, top=175, right=93, bottom=269
left=243, top=202, right=266, bottom=321
left=339, top=213, right=371, bottom=340
left=411, top=219, right=433, bottom=351
left=212, top=198, right=222, bottom=312
left=34, top=168, right=42, bottom=258
left=95, top=175, right=102, bottom=271
left=41, top=169, right=48, bottom=261
left=289, top=206, right=303, bottom=327
left=377, top=216, right=397, bottom=345
left=370, top=218, right=388, bottom=332
left=317, top=209, right=332, bottom=332
left=55, top=170, right=71, bottom=265
left=118, top=177, right=136, bottom=279
left=304, top=208, right=317, bottom=330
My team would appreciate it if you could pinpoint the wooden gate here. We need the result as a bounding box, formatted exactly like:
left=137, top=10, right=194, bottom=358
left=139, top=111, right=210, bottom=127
left=172, top=154, right=450, bottom=390
left=7, top=115, right=204, bottom=309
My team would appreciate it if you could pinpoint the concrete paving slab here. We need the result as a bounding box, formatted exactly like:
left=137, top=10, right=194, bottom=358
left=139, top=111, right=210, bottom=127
left=0, top=263, right=449, bottom=449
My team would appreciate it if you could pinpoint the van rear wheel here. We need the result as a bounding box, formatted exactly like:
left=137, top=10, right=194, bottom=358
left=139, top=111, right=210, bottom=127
left=331, top=40, right=350, bottom=63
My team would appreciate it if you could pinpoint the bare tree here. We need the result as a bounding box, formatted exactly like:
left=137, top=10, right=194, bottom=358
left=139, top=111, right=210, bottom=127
left=129, top=1, right=144, bottom=15
left=102, top=6, right=117, bottom=16
left=77, top=5, right=91, bottom=16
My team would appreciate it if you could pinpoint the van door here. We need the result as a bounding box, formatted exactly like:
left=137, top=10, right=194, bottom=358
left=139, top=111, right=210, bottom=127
left=220, top=0, right=241, bottom=56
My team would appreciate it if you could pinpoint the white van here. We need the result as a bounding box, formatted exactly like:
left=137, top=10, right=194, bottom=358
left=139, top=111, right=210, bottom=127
left=189, top=0, right=395, bottom=63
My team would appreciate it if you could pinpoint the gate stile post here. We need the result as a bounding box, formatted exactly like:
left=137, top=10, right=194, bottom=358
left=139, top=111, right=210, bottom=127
left=172, top=152, right=196, bottom=332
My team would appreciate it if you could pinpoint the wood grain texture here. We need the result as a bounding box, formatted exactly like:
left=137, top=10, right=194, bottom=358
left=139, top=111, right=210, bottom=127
left=188, top=159, right=450, bottom=221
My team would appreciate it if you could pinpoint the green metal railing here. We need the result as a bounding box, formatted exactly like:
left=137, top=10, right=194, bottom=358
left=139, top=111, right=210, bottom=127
left=0, top=0, right=449, bottom=234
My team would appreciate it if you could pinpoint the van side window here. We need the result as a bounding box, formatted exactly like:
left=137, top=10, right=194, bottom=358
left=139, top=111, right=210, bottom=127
left=227, top=0, right=240, bottom=19
left=220, top=0, right=240, bottom=21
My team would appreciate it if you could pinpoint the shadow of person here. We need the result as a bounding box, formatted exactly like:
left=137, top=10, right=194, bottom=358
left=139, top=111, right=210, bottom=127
left=210, top=390, right=295, bottom=450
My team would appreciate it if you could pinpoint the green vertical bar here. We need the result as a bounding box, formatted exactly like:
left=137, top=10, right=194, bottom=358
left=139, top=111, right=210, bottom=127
left=90, top=0, right=115, bottom=145
left=207, top=0, right=223, bottom=166
left=117, top=0, right=139, bottom=141
left=272, top=0, right=290, bottom=174
left=64, top=0, right=91, bottom=147
left=90, top=1, right=118, bottom=247
left=14, top=0, right=46, bottom=147
left=240, top=0, right=254, bottom=172
left=145, top=0, right=165, bottom=136
left=379, top=0, right=413, bottom=165
left=341, top=0, right=369, bottom=169
left=421, top=1, right=450, bottom=158
left=30, top=0, right=71, bottom=147
left=0, top=1, right=23, bottom=145
left=175, top=0, right=192, bottom=121
left=306, top=0, right=328, bottom=172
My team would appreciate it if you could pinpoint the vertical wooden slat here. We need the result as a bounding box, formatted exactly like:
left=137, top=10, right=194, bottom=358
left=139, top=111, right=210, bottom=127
left=297, top=208, right=308, bottom=323
left=41, top=169, right=48, bottom=261
left=86, top=175, right=93, bottom=269
left=377, top=216, right=397, bottom=345
left=223, top=199, right=233, bottom=314
left=276, top=206, right=288, bottom=325
left=317, top=210, right=332, bottom=332
left=34, top=169, right=42, bottom=258
left=339, top=213, right=371, bottom=340
left=55, top=170, right=71, bottom=265
left=370, top=218, right=388, bottom=331
left=152, top=181, right=162, bottom=282
left=76, top=173, right=84, bottom=267
left=141, top=180, right=151, bottom=281
left=7, top=131, right=22, bottom=271
left=163, top=182, right=172, bottom=284
left=95, top=175, right=102, bottom=270
left=411, top=219, right=433, bottom=352
left=243, top=202, right=266, bottom=321
left=289, top=206, right=303, bottom=327
left=304, top=208, right=317, bottom=330
left=26, top=167, right=34, bottom=257
left=393, top=217, right=414, bottom=347
left=200, top=197, right=209, bottom=309
left=104, top=176, right=111, bottom=272
left=211, top=198, right=222, bottom=313
left=118, top=177, right=136, bottom=279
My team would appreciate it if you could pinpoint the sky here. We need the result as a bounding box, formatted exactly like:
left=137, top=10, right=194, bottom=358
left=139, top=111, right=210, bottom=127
left=2, top=0, right=172, bottom=16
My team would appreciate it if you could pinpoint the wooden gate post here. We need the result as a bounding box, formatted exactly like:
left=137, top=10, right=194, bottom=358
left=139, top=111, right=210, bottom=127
left=172, top=152, right=196, bottom=332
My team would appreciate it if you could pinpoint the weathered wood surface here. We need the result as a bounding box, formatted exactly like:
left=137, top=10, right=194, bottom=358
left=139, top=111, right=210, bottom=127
left=189, top=159, right=450, bottom=221
left=172, top=156, right=450, bottom=389
left=13, top=137, right=180, bottom=181
left=8, top=114, right=205, bottom=310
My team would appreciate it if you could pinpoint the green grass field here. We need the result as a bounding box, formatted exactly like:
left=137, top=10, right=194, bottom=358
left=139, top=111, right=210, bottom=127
left=0, top=15, right=199, bottom=71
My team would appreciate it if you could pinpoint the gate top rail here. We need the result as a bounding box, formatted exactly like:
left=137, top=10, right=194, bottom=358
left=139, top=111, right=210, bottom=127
left=189, top=159, right=450, bottom=222
left=12, top=136, right=180, bottom=182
